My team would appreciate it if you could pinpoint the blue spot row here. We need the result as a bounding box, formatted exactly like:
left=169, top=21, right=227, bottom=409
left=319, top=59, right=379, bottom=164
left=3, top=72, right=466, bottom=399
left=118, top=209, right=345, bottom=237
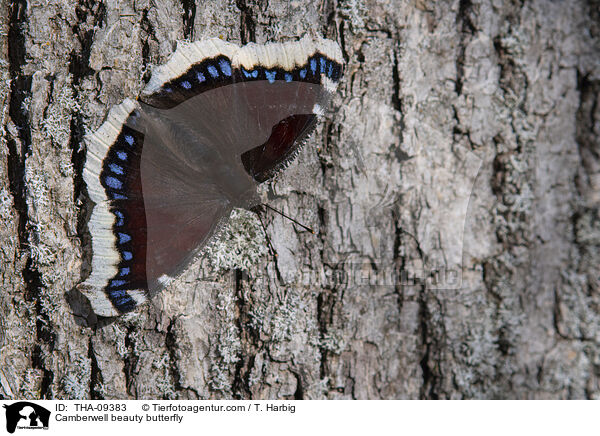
left=162, top=55, right=341, bottom=99
left=177, top=58, right=233, bottom=91
left=237, top=56, right=340, bottom=84
left=103, top=131, right=140, bottom=200
left=107, top=289, right=136, bottom=313
left=111, top=211, right=132, bottom=276
left=101, top=129, right=143, bottom=309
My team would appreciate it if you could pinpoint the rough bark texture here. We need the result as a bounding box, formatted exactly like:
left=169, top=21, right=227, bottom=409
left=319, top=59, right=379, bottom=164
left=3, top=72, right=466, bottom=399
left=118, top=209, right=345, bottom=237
left=0, top=0, right=599, bottom=399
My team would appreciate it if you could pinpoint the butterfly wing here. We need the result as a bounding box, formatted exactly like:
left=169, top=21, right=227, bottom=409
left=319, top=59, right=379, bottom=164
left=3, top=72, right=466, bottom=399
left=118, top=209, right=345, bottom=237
left=80, top=37, right=344, bottom=316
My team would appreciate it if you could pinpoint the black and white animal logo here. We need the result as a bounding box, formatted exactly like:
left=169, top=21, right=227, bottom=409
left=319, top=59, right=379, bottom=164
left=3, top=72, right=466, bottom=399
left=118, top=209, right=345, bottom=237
left=3, top=402, right=50, bottom=433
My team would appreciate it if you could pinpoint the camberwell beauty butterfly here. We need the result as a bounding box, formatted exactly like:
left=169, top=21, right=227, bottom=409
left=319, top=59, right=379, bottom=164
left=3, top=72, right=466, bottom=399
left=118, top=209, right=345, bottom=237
left=78, top=36, right=344, bottom=317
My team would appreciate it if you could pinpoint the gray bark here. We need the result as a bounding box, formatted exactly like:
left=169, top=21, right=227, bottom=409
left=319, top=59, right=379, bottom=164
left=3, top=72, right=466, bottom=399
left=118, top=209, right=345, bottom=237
left=0, top=0, right=599, bottom=399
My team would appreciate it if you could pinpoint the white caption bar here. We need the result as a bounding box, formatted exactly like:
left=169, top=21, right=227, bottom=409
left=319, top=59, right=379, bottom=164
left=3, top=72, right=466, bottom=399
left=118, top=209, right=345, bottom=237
left=0, top=400, right=596, bottom=436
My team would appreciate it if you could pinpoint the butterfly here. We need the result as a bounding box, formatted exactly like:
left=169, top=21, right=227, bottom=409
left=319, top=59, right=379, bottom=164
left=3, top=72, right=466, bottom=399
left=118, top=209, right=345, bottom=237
left=78, top=36, right=344, bottom=317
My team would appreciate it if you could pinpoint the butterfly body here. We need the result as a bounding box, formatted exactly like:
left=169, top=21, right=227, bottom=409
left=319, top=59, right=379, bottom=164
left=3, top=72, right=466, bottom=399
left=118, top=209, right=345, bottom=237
left=80, top=36, right=344, bottom=317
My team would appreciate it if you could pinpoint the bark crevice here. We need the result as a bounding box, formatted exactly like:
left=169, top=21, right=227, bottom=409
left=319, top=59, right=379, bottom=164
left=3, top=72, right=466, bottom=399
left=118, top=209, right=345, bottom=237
left=236, top=0, right=256, bottom=44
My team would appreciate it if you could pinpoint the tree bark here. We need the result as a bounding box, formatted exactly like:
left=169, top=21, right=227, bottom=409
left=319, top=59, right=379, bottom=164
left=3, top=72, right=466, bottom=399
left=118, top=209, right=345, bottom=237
left=0, top=0, right=599, bottom=399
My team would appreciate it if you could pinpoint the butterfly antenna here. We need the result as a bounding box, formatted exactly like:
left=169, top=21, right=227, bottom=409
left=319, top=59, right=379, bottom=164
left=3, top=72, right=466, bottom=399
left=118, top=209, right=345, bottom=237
left=255, top=207, right=278, bottom=258
left=263, top=204, right=315, bottom=234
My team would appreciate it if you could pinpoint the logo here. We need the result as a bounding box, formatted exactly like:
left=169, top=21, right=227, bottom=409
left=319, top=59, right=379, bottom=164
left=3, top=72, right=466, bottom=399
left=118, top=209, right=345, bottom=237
left=3, top=402, right=50, bottom=433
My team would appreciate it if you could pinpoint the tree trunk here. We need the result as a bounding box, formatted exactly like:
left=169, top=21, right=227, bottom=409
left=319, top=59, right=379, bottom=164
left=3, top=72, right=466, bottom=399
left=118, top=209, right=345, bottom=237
left=0, top=0, right=599, bottom=399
